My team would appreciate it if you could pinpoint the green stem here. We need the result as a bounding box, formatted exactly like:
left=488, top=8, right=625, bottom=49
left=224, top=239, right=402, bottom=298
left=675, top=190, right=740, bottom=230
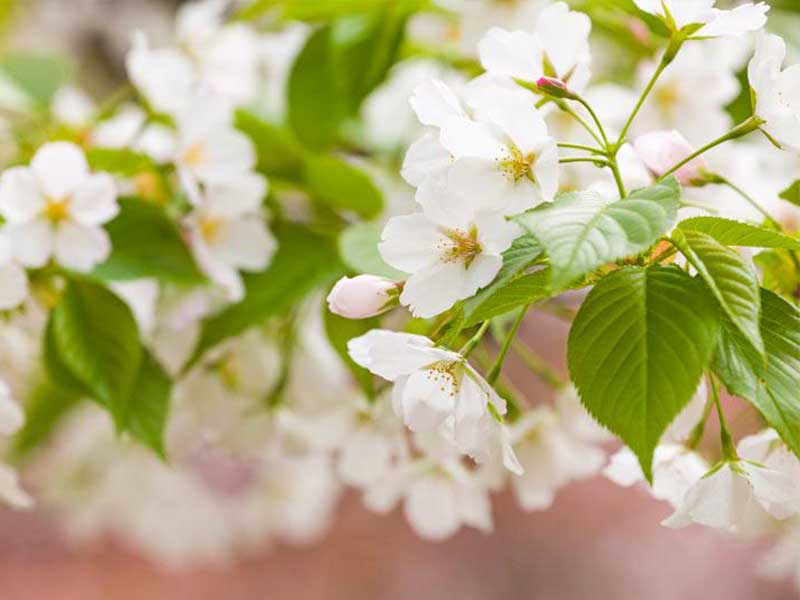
left=608, top=156, right=627, bottom=198
left=511, top=339, right=565, bottom=389
left=709, top=374, right=737, bottom=461
left=554, top=99, right=604, bottom=147
left=714, top=175, right=782, bottom=230
left=459, top=320, right=491, bottom=357
left=559, top=157, right=609, bottom=166
left=486, top=305, right=528, bottom=385
left=657, top=116, right=764, bottom=182
left=557, top=142, right=606, bottom=155
left=615, top=37, right=683, bottom=147
left=575, top=96, right=609, bottom=146
left=92, top=83, right=134, bottom=123
left=686, top=397, right=713, bottom=450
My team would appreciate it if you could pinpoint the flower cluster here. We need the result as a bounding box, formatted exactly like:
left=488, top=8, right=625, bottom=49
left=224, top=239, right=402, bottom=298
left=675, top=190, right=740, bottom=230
left=0, top=0, right=799, bottom=591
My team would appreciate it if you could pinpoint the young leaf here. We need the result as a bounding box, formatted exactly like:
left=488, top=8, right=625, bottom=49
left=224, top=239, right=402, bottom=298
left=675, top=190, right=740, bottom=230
left=672, top=229, right=764, bottom=357
left=338, top=222, right=403, bottom=279
left=323, top=308, right=377, bottom=399
left=779, top=180, right=800, bottom=207
left=189, top=224, right=344, bottom=367
left=304, top=154, right=383, bottom=218
left=93, top=197, right=205, bottom=285
left=515, top=178, right=680, bottom=291
left=714, top=289, right=800, bottom=458
left=50, top=279, right=143, bottom=429
left=0, top=52, right=72, bottom=107
left=86, top=147, right=154, bottom=177
left=568, top=266, right=720, bottom=481
left=678, top=216, right=800, bottom=249
left=124, top=351, right=171, bottom=458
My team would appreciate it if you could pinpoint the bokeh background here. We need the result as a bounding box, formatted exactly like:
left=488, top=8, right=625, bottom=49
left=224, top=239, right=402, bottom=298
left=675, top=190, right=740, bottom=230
left=0, top=1, right=797, bottom=598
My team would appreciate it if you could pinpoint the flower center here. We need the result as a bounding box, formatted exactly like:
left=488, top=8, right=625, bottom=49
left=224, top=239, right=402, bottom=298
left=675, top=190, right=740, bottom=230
left=499, top=146, right=536, bottom=182
left=655, top=83, right=680, bottom=116
left=199, top=215, right=222, bottom=243
left=182, top=142, right=205, bottom=168
left=44, top=198, right=70, bottom=222
left=425, top=361, right=462, bottom=397
left=438, top=226, right=482, bottom=267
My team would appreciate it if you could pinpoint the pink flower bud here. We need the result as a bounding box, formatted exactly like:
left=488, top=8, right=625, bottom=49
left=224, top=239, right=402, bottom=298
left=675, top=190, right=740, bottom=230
left=327, top=275, right=399, bottom=319
left=536, top=77, right=576, bottom=99
left=633, top=130, right=709, bottom=186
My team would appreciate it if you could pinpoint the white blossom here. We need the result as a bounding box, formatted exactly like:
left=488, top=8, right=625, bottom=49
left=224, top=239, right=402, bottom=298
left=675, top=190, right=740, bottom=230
left=0, top=142, right=118, bottom=272
left=633, top=0, right=768, bottom=37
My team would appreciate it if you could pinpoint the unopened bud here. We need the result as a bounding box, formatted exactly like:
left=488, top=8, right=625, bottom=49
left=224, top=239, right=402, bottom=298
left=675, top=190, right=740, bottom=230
left=327, top=275, right=399, bottom=319
left=536, top=77, right=577, bottom=99
left=633, top=130, right=709, bottom=186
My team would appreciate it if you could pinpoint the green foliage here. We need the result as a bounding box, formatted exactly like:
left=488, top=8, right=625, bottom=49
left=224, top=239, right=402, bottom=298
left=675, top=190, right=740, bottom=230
left=755, top=249, right=799, bottom=298
left=49, top=279, right=142, bottom=426
left=568, top=266, right=720, bottom=481
left=287, top=6, right=410, bottom=150
left=672, top=229, right=764, bottom=357
left=237, top=0, right=432, bottom=21
left=515, top=178, right=680, bottom=291
left=93, top=197, right=205, bottom=285
left=235, top=110, right=306, bottom=182
left=678, top=216, right=800, bottom=249
left=305, top=154, right=383, bottom=218
left=189, top=223, right=344, bottom=367
left=86, top=147, right=155, bottom=177
left=125, top=351, right=171, bottom=458
left=13, top=377, right=79, bottom=458
left=779, top=180, right=800, bottom=207
left=324, top=308, right=377, bottom=399
left=714, top=289, right=800, bottom=458
left=338, top=221, right=403, bottom=279
left=0, top=52, right=72, bottom=107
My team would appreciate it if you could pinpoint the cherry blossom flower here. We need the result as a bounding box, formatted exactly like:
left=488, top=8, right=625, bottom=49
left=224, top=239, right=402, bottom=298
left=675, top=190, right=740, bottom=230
left=748, top=32, right=800, bottom=153
left=348, top=330, right=522, bottom=474
left=0, top=142, right=118, bottom=272
left=379, top=178, right=520, bottom=318
left=185, top=174, right=275, bottom=301
left=633, top=0, right=768, bottom=38
left=634, top=129, right=710, bottom=185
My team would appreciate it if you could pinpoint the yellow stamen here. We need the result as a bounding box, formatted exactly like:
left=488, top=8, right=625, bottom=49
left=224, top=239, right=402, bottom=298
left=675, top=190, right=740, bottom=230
left=182, top=142, right=205, bottom=167
left=438, top=226, right=482, bottom=267
left=199, top=215, right=222, bottom=243
left=499, top=146, right=536, bottom=182
left=44, top=198, right=69, bottom=222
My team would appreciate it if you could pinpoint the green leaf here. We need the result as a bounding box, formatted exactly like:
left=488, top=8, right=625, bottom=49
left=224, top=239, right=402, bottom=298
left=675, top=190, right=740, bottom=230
left=672, top=229, right=764, bottom=357
left=189, top=223, right=344, bottom=366
left=305, top=154, right=383, bottom=218
left=568, top=266, right=720, bottom=481
left=516, top=178, right=680, bottom=291
left=237, top=0, right=431, bottom=21
left=324, top=308, right=377, bottom=399
left=13, top=377, right=79, bottom=458
left=779, top=180, right=800, bottom=207
left=86, top=147, right=154, bottom=177
left=714, top=289, right=800, bottom=458
left=338, top=221, right=403, bottom=278
left=0, top=52, right=72, bottom=107
left=754, top=249, right=799, bottom=298
left=93, top=197, right=205, bottom=285
left=288, top=26, right=349, bottom=150
left=678, top=216, right=800, bottom=249
left=50, top=279, right=142, bottom=428
left=234, top=110, right=306, bottom=182
left=124, top=351, right=171, bottom=458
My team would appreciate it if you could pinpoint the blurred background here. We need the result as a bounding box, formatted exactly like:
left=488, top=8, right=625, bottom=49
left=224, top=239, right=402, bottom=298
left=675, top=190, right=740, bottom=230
left=0, top=1, right=798, bottom=598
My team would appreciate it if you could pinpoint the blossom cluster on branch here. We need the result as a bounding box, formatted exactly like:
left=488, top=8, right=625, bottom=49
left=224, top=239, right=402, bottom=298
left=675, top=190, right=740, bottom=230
left=0, top=0, right=798, bottom=586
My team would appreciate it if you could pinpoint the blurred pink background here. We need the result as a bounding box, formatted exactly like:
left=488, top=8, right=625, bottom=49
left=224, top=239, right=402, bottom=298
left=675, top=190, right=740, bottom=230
left=1, top=313, right=795, bottom=600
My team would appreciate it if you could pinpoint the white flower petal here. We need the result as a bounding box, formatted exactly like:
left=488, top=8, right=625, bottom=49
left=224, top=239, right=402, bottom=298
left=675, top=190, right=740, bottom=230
left=0, top=167, right=45, bottom=223
left=53, top=222, right=110, bottom=272
left=212, top=217, right=276, bottom=271
left=69, top=173, right=119, bottom=226
left=30, top=142, right=89, bottom=200
left=0, top=263, right=28, bottom=310
left=6, top=220, right=53, bottom=268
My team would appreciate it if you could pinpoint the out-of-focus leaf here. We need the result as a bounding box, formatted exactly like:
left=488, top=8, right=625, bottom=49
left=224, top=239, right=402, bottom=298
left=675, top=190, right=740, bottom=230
left=124, top=351, right=171, bottom=458
left=779, top=180, right=800, bottom=207
left=338, top=222, right=403, bottom=279
left=93, top=198, right=205, bottom=285
left=86, top=147, right=154, bottom=177
left=13, top=377, right=79, bottom=458
left=305, top=154, right=383, bottom=218
left=755, top=249, right=799, bottom=298
left=324, top=308, right=377, bottom=399
left=0, top=52, right=72, bottom=107
left=235, top=110, right=306, bottom=182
